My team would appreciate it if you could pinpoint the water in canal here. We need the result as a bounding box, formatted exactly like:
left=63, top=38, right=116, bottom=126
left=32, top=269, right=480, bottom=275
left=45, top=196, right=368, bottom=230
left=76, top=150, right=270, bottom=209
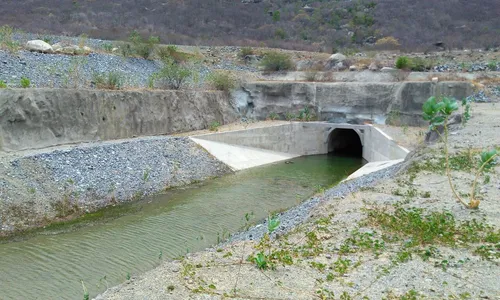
left=0, top=155, right=364, bottom=299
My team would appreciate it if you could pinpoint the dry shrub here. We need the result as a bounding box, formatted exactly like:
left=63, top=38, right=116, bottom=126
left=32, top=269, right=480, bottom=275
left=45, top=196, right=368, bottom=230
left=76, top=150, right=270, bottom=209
left=374, top=36, right=401, bottom=50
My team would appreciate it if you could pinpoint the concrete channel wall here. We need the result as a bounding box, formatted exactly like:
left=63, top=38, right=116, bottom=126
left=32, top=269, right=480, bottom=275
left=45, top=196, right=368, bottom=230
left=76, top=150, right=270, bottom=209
left=192, top=122, right=409, bottom=163
left=0, top=89, right=238, bottom=152
left=235, top=81, right=473, bottom=125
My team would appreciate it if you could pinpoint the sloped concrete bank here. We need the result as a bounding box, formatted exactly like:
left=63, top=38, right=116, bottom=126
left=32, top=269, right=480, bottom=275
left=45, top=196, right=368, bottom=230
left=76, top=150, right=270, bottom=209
left=235, top=81, right=472, bottom=126
left=0, top=89, right=238, bottom=152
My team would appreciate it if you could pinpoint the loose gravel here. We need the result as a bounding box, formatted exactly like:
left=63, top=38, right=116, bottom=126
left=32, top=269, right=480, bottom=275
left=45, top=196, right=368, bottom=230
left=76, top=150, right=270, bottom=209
left=0, top=136, right=232, bottom=232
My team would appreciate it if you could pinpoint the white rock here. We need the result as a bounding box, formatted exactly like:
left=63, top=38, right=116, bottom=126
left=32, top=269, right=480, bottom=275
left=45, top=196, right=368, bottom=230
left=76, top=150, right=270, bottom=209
left=349, top=65, right=357, bottom=71
left=431, top=77, right=439, bottom=83
left=328, top=53, right=346, bottom=62
left=26, top=40, right=53, bottom=53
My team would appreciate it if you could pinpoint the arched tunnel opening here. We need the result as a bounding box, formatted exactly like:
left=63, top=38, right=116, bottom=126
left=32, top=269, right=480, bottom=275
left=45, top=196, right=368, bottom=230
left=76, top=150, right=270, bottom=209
left=328, top=129, right=363, bottom=157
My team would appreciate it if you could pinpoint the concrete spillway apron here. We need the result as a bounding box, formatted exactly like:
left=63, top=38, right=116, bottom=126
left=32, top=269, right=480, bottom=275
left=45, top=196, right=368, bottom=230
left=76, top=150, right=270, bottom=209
left=190, top=137, right=299, bottom=171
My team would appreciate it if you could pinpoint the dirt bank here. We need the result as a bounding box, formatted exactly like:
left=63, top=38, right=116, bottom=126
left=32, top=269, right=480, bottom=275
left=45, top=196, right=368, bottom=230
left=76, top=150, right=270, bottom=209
left=97, top=102, right=500, bottom=299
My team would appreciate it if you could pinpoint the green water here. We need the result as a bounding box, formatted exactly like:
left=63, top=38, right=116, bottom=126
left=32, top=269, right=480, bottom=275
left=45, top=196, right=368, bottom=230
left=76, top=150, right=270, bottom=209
left=0, top=155, right=363, bottom=299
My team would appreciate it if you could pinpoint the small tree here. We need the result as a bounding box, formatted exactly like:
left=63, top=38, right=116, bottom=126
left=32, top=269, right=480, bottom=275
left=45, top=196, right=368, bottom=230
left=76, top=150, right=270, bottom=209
left=206, top=70, right=236, bottom=92
left=423, top=96, right=497, bottom=209
left=152, top=59, right=191, bottom=90
left=395, top=56, right=411, bottom=69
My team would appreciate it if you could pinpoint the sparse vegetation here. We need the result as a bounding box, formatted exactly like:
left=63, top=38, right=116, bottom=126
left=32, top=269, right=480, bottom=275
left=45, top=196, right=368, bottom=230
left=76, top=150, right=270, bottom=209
left=0, top=80, right=6, bottom=88
left=206, top=70, right=236, bottom=92
left=0, top=25, right=20, bottom=53
left=122, top=31, right=160, bottom=59
left=260, top=52, right=294, bottom=72
left=238, top=47, right=254, bottom=59
left=92, top=72, right=122, bottom=90
left=208, top=121, right=221, bottom=132
left=20, top=77, right=31, bottom=88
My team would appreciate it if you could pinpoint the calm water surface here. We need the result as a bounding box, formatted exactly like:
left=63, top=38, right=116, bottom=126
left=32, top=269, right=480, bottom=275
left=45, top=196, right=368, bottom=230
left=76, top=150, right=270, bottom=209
left=0, top=155, right=363, bottom=299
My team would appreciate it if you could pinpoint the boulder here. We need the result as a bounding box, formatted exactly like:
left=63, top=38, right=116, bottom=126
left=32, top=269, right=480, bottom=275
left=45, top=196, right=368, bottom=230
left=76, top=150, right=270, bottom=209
left=328, top=53, right=346, bottom=63
left=296, top=60, right=315, bottom=71
left=368, top=62, right=378, bottom=71
left=324, top=53, right=347, bottom=70
left=26, top=40, right=53, bottom=53
left=349, top=65, right=357, bottom=71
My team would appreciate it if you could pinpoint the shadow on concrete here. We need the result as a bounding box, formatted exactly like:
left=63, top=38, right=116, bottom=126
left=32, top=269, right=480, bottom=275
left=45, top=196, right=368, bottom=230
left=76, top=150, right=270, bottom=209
left=327, top=128, right=363, bottom=157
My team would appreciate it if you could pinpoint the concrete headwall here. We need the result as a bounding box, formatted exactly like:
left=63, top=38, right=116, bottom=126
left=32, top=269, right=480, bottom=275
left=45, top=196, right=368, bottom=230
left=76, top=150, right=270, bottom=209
left=235, top=81, right=473, bottom=125
left=0, top=89, right=238, bottom=152
left=194, top=122, right=408, bottom=162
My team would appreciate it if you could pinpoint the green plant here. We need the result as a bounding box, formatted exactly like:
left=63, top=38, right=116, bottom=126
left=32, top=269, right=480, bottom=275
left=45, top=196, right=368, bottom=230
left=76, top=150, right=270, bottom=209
left=333, top=258, right=351, bottom=275
left=102, top=43, right=114, bottom=52
left=151, top=58, right=191, bottom=90
left=92, top=72, right=122, bottom=90
left=206, top=70, right=236, bottom=92
left=422, top=96, right=498, bottom=209
left=395, top=56, right=411, bottom=69
left=253, top=252, right=268, bottom=269
left=298, top=107, right=314, bottom=121
left=285, top=112, right=296, bottom=121
left=272, top=11, right=281, bottom=22
left=268, top=112, right=279, bottom=120
left=0, top=80, right=6, bottom=88
left=487, top=61, right=497, bottom=71
left=274, top=28, right=287, bottom=40
left=239, top=47, right=254, bottom=59
left=20, top=77, right=31, bottom=88
left=410, top=57, right=434, bottom=71
left=260, top=52, right=294, bottom=72
left=127, top=31, right=159, bottom=59
left=0, top=25, right=20, bottom=53
left=305, top=72, right=317, bottom=82
left=81, top=281, right=89, bottom=300
left=209, top=121, right=221, bottom=132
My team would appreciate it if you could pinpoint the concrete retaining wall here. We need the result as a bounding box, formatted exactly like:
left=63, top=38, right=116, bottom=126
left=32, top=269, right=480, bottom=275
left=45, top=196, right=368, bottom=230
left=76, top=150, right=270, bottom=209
left=0, top=89, right=238, bottom=152
left=235, top=81, right=473, bottom=125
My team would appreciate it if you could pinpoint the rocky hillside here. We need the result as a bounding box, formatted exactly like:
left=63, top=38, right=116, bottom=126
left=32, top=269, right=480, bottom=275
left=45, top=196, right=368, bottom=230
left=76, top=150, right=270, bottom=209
left=0, top=0, right=499, bottom=51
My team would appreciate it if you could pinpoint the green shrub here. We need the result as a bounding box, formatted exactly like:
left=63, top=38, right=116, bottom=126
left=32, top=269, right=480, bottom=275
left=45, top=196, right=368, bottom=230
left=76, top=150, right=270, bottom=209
left=102, top=43, right=114, bottom=52
left=410, top=57, right=434, bottom=71
left=209, top=121, right=221, bottom=132
left=274, top=28, right=287, bottom=40
left=395, top=56, right=411, bottom=69
left=239, top=47, right=254, bottom=59
left=206, top=70, right=236, bottom=92
left=260, top=52, right=294, bottom=72
left=125, top=31, right=159, bottom=59
left=487, top=61, right=497, bottom=71
left=151, top=59, right=191, bottom=90
left=20, top=77, right=30, bottom=88
left=272, top=11, right=281, bottom=22
left=92, top=72, right=122, bottom=90
left=0, top=80, right=6, bottom=88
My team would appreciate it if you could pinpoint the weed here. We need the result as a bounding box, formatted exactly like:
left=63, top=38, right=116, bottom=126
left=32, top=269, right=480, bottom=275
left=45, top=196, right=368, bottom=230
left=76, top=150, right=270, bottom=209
left=209, top=121, right=221, bottom=132
left=252, top=252, right=269, bottom=270
left=126, top=272, right=131, bottom=280
left=92, top=71, right=122, bottom=90
left=20, top=77, right=31, bottom=88
left=206, top=70, right=236, bottom=92
left=486, top=61, right=497, bottom=71
left=310, top=261, right=327, bottom=271
left=394, top=250, right=412, bottom=263
left=298, top=107, right=314, bottom=121
left=0, top=80, right=6, bottom=88
left=238, top=47, right=254, bottom=59
left=0, top=25, right=20, bottom=53
left=339, top=230, right=385, bottom=256
left=127, top=31, right=159, bottom=59
left=305, top=71, right=318, bottom=82
left=142, top=168, right=150, bottom=183
left=395, top=56, right=410, bottom=69
left=78, top=34, right=88, bottom=50
left=81, top=281, right=89, bottom=300
left=333, top=257, right=351, bottom=275
left=167, top=285, right=175, bottom=292
left=326, top=272, right=335, bottom=281
left=102, top=43, right=114, bottom=52
left=285, top=112, right=296, bottom=121
left=423, top=96, right=498, bottom=209
left=260, top=51, right=294, bottom=72
left=268, top=112, right=279, bottom=120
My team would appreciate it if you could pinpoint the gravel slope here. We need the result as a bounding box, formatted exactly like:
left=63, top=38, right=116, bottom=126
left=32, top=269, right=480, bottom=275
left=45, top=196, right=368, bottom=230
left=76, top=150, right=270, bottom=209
left=0, top=136, right=232, bottom=233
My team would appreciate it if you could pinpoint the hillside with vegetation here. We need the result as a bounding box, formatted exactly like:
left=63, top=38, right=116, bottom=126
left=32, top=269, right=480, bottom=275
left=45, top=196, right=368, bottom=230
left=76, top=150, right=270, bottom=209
left=0, top=0, right=499, bottom=51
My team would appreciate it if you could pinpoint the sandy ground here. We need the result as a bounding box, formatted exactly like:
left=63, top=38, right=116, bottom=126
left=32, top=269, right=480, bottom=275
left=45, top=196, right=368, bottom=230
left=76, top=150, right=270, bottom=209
left=97, top=103, right=500, bottom=300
